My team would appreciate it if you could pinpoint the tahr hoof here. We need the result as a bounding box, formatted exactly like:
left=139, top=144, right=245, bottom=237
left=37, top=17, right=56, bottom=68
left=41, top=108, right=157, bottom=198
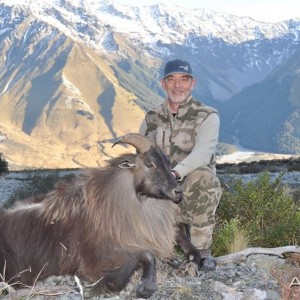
left=200, top=256, right=217, bottom=271
left=136, top=281, right=157, bottom=299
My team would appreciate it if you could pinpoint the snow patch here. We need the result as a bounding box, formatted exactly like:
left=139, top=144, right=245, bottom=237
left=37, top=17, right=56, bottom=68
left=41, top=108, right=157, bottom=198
left=217, top=151, right=299, bottom=164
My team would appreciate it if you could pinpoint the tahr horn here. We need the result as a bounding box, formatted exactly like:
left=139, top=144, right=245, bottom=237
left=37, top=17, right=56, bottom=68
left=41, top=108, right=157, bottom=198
left=112, top=133, right=154, bottom=154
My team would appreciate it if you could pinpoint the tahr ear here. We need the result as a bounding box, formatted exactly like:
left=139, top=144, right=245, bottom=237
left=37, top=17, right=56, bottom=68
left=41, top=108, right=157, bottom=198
left=118, top=160, right=135, bottom=169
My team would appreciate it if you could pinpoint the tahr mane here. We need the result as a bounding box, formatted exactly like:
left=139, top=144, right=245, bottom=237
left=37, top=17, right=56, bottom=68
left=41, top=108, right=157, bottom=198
left=37, top=162, right=176, bottom=258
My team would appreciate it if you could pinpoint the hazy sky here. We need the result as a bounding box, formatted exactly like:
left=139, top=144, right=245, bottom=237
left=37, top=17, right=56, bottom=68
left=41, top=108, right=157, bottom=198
left=115, top=0, right=300, bottom=23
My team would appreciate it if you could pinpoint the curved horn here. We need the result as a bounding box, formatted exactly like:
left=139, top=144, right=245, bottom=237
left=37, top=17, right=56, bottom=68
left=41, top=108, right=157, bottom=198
left=112, top=133, right=154, bottom=154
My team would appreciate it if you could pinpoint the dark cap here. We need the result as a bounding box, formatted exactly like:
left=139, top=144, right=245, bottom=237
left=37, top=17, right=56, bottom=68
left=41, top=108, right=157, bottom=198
left=163, top=59, right=193, bottom=78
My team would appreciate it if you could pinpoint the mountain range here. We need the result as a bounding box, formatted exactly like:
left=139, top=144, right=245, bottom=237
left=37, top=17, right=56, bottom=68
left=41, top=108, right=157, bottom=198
left=0, top=0, right=300, bottom=169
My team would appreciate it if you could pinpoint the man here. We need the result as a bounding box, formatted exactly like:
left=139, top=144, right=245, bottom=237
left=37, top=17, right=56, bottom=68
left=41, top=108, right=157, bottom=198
left=139, top=59, right=222, bottom=269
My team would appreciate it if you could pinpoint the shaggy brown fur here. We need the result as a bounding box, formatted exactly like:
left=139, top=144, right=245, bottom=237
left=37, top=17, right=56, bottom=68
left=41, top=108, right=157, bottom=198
left=0, top=135, right=182, bottom=298
left=40, top=167, right=177, bottom=256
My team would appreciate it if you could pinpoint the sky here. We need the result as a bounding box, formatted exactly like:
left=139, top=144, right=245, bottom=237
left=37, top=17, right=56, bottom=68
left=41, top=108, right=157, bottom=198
left=115, top=0, right=300, bottom=23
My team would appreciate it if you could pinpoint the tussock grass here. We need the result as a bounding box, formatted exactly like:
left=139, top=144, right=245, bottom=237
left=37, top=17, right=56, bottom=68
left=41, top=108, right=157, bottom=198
left=213, top=219, right=251, bottom=256
left=225, top=227, right=251, bottom=254
left=0, top=264, right=78, bottom=299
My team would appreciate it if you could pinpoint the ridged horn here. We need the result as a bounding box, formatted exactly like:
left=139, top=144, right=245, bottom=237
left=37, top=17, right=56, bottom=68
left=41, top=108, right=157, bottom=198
left=112, top=133, right=154, bottom=154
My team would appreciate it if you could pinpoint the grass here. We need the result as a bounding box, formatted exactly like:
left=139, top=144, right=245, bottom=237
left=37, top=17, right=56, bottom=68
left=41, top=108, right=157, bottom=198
left=225, top=226, right=251, bottom=254
left=0, top=265, right=78, bottom=299
left=213, top=218, right=251, bottom=257
left=269, top=253, right=300, bottom=300
left=213, top=172, right=300, bottom=256
left=0, top=262, right=35, bottom=298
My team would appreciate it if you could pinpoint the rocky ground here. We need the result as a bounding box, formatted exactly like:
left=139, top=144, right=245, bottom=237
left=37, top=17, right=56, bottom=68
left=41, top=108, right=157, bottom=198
left=1, top=251, right=300, bottom=300
left=1, top=155, right=300, bottom=299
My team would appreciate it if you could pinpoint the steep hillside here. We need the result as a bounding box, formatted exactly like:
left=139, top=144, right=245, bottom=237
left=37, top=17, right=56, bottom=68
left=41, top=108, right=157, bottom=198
left=0, top=19, right=145, bottom=169
left=1, top=1, right=300, bottom=169
left=220, top=49, right=300, bottom=154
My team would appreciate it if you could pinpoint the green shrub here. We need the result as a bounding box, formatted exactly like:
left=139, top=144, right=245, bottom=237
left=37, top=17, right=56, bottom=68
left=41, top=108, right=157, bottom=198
left=0, top=153, right=8, bottom=174
left=213, top=172, right=300, bottom=256
left=213, top=218, right=251, bottom=257
left=4, top=170, right=75, bottom=208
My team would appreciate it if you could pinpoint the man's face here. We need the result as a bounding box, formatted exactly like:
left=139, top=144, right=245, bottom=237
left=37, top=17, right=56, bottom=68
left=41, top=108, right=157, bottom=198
left=161, top=73, right=195, bottom=104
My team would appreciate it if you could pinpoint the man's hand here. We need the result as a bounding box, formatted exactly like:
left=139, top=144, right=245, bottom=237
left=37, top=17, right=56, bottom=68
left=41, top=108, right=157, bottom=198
left=171, top=170, right=180, bottom=180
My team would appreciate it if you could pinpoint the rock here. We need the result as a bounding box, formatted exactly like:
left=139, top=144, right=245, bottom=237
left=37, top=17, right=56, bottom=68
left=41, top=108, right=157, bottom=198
left=0, top=254, right=287, bottom=299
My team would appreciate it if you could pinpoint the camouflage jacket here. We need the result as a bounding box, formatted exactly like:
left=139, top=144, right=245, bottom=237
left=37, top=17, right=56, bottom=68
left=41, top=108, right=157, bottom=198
left=141, top=96, right=219, bottom=179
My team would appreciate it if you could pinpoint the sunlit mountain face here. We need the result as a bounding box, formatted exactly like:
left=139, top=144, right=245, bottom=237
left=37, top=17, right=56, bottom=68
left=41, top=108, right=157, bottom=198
left=0, top=0, right=300, bottom=169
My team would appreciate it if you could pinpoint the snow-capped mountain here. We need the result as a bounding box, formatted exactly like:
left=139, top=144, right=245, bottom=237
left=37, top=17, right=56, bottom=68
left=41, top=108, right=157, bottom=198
left=4, top=0, right=299, bottom=44
left=2, top=0, right=300, bottom=101
left=0, top=0, right=300, bottom=169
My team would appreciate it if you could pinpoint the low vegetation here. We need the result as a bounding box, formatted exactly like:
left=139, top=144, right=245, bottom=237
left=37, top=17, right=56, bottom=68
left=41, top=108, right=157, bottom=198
left=213, top=172, right=300, bottom=256
left=0, top=153, right=8, bottom=175
left=4, top=170, right=75, bottom=208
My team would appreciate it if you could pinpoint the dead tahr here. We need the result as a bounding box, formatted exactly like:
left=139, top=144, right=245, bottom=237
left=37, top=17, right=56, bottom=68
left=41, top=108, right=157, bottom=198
left=0, top=133, right=205, bottom=298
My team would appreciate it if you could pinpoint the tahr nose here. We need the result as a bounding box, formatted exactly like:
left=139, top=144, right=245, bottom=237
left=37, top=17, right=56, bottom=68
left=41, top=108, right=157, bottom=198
left=173, top=187, right=183, bottom=203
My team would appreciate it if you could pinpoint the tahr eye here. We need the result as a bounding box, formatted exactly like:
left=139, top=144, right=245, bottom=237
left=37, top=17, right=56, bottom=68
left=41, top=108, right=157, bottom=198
left=146, top=161, right=156, bottom=168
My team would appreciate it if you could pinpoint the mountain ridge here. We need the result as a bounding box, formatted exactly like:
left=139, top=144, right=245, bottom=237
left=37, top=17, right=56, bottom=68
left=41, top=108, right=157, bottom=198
left=1, top=0, right=300, bottom=169
left=220, top=47, right=300, bottom=154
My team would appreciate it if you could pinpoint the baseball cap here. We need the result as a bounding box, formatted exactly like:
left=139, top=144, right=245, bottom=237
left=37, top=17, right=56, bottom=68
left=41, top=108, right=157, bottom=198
left=163, top=59, right=193, bottom=78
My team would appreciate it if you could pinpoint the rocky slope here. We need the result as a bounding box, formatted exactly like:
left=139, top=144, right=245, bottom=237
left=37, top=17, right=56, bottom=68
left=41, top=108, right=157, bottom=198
left=2, top=251, right=300, bottom=299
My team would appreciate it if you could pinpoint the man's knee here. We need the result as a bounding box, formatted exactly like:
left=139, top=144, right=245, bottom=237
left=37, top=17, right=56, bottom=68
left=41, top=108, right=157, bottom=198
left=182, top=167, right=222, bottom=214
left=184, top=167, right=221, bottom=192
